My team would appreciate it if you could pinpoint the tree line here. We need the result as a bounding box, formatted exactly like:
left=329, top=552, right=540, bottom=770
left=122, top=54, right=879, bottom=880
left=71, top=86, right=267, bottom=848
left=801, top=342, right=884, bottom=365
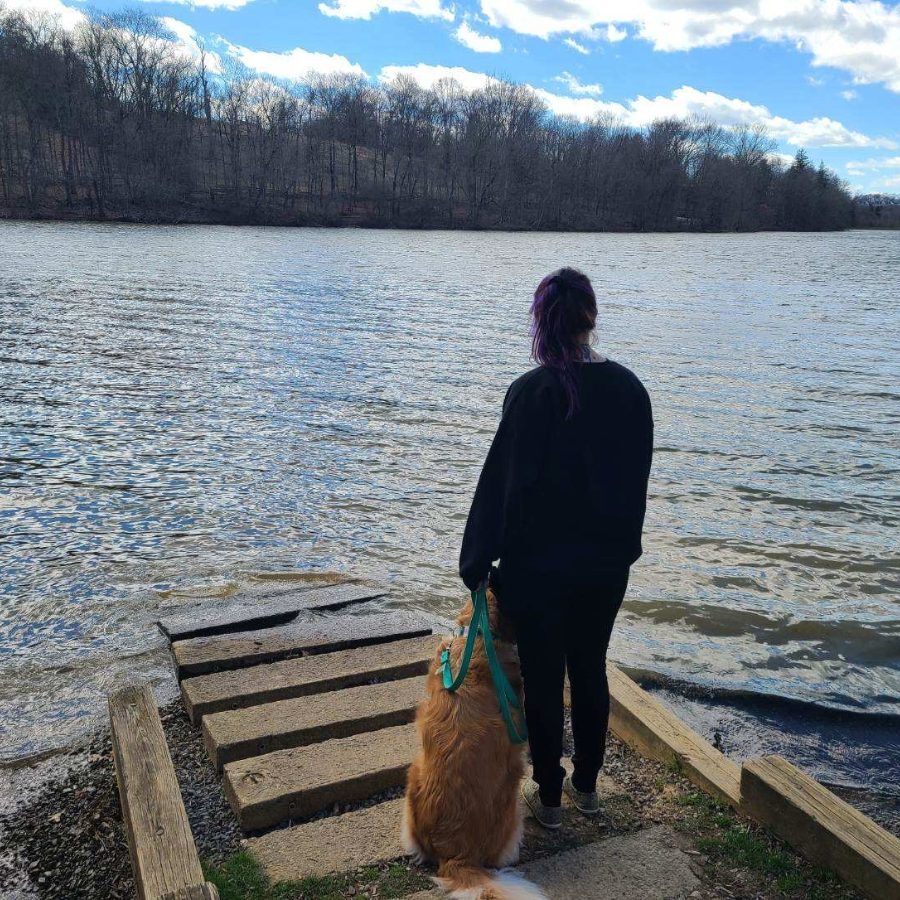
left=0, top=8, right=863, bottom=232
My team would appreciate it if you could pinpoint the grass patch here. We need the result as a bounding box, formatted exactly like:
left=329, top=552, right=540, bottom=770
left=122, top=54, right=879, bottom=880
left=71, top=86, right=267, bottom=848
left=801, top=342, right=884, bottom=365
left=203, top=853, right=432, bottom=900
left=674, top=790, right=858, bottom=899
left=203, top=852, right=271, bottom=900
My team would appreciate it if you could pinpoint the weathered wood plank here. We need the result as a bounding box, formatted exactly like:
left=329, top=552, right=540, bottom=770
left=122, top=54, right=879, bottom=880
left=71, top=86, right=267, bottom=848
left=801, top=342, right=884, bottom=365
left=158, top=583, right=387, bottom=642
left=224, top=722, right=419, bottom=831
left=181, top=633, right=438, bottom=724
left=109, top=683, right=208, bottom=900
left=203, top=676, right=425, bottom=769
left=172, top=612, right=432, bottom=678
left=160, top=886, right=220, bottom=900
left=606, top=663, right=742, bottom=808
left=742, top=756, right=900, bottom=900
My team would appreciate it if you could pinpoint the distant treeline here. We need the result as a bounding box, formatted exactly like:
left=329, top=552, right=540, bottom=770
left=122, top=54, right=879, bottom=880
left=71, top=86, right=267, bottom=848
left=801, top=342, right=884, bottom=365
left=0, top=8, right=876, bottom=232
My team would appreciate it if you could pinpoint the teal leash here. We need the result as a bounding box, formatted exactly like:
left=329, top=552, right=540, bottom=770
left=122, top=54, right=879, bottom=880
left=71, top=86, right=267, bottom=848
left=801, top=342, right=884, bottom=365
left=439, top=588, right=528, bottom=745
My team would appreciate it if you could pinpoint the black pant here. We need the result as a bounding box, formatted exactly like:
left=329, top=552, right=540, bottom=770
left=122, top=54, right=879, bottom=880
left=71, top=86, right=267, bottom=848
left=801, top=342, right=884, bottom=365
left=498, top=565, right=629, bottom=807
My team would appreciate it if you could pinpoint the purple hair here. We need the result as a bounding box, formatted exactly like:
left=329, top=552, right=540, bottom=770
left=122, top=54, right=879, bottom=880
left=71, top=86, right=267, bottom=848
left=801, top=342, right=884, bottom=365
left=530, top=267, right=597, bottom=419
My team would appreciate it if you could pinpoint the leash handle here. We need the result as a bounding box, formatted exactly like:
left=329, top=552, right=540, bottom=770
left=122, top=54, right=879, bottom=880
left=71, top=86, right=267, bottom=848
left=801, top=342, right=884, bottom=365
left=439, top=588, right=528, bottom=744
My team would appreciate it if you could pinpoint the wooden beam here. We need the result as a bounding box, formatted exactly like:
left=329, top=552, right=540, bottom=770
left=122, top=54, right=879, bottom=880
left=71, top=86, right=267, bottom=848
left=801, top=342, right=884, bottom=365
left=171, top=612, right=432, bottom=679
left=742, top=756, right=900, bottom=900
left=109, top=683, right=217, bottom=900
left=160, top=887, right=220, bottom=900
left=158, top=583, right=387, bottom=641
left=224, top=722, right=419, bottom=831
left=203, top=675, right=423, bottom=769
left=606, top=663, right=742, bottom=808
left=181, top=633, right=438, bottom=724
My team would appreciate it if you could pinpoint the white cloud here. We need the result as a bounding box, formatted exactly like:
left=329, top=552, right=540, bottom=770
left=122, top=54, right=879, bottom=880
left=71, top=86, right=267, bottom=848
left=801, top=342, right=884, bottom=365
left=376, top=67, right=894, bottom=149
left=1, top=1, right=227, bottom=73
left=840, top=88, right=858, bottom=100
left=845, top=155, right=900, bottom=174
left=620, top=86, right=897, bottom=148
left=605, top=23, right=627, bottom=42
left=768, top=151, right=798, bottom=168
left=553, top=71, right=603, bottom=96
left=478, top=0, right=900, bottom=94
left=318, top=0, right=453, bottom=21
left=564, top=37, right=590, bottom=54
left=454, top=21, right=502, bottom=52
left=1, top=0, right=85, bottom=30
left=160, top=17, right=223, bottom=73
left=378, top=63, right=496, bottom=92
left=144, top=0, right=256, bottom=8
left=535, top=89, right=610, bottom=118
left=227, top=42, right=366, bottom=80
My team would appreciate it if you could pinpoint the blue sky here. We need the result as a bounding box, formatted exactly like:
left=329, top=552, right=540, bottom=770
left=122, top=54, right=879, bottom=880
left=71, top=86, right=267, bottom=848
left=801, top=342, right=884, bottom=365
left=14, top=0, right=900, bottom=193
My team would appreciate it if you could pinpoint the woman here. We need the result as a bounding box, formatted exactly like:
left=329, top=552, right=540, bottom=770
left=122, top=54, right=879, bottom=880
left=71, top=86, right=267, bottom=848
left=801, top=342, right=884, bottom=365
left=459, top=267, right=653, bottom=829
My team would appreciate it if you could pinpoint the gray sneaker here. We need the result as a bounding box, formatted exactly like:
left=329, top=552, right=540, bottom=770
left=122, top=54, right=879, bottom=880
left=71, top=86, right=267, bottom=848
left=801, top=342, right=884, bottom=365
left=563, top=774, right=601, bottom=816
left=521, top=780, right=562, bottom=830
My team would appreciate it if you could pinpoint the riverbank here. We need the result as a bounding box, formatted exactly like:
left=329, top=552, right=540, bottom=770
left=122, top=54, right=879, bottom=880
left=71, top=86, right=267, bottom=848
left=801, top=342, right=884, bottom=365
left=3, top=207, right=891, bottom=232
left=0, top=700, right=872, bottom=900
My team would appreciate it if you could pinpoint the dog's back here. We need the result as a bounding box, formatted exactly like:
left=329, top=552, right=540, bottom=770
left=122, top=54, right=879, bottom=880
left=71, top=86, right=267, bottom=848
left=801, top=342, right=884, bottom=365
left=401, top=592, right=545, bottom=900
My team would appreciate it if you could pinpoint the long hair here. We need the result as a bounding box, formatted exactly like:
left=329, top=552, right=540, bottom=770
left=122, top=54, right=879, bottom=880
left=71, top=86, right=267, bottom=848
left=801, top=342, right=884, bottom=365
left=530, top=267, right=597, bottom=418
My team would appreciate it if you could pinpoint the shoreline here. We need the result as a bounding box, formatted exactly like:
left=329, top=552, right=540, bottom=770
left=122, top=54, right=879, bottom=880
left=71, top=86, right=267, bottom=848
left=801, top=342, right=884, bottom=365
left=3, top=659, right=898, bottom=830
left=2, top=697, right=885, bottom=900
left=4, top=209, right=891, bottom=234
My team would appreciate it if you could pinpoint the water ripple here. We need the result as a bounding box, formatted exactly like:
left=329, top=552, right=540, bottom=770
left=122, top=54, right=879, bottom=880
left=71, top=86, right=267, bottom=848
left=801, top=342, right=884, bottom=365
left=0, top=222, right=898, bottom=762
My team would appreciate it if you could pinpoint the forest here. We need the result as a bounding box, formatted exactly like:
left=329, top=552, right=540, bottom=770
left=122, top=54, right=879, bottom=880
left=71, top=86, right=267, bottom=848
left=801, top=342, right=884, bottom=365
left=0, top=8, right=872, bottom=232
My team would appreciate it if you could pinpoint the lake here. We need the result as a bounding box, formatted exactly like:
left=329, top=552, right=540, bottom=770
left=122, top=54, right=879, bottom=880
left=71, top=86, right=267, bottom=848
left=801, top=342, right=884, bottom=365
left=0, top=222, right=897, bottom=796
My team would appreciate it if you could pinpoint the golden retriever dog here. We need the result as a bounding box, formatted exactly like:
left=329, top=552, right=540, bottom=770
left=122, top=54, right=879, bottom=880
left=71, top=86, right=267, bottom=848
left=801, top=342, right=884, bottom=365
left=401, top=589, right=546, bottom=900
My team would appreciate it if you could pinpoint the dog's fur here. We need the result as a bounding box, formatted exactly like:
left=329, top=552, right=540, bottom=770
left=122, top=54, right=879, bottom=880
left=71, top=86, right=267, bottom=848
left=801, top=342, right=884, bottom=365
left=401, top=590, right=546, bottom=900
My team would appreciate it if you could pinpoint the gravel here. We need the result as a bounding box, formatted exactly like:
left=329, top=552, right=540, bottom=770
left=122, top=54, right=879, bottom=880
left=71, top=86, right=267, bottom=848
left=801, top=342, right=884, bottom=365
left=0, top=700, right=241, bottom=899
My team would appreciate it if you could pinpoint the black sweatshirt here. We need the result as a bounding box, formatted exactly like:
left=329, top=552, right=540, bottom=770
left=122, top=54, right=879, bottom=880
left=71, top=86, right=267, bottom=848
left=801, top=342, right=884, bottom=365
left=459, top=360, right=653, bottom=590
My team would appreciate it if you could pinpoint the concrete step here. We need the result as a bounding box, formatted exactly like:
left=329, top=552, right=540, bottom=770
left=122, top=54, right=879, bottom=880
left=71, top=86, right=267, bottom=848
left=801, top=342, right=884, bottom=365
left=247, top=798, right=406, bottom=882
left=158, top=582, right=387, bottom=642
left=181, top=634, right=439, bottom=724
left=408, top=826, right=700, bottom=900
left=203, top=676, right=424, bottom=770
left=224, top=722, right=419, bottom=831
left=246, top=772, right=624, bottom=882
left=172, top=612, right=432, bottom=678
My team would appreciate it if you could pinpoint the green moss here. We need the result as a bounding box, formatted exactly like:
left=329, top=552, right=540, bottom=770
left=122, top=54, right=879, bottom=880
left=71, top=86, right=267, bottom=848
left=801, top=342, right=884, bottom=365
left=202, top=853, right=431, bottom=900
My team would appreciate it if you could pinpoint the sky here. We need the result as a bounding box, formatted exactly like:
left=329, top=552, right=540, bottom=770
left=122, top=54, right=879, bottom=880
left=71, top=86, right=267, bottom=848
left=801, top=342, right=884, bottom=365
left=9, top=0, right=900, bottom=194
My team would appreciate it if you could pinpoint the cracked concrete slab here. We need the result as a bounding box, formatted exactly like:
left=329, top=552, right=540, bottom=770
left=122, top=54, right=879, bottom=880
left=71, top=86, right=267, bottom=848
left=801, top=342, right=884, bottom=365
left=408, top=826, right=700, bottom=899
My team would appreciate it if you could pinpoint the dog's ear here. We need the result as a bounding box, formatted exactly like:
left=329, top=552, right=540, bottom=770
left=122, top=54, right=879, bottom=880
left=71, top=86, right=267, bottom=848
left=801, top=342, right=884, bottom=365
left=456, top=598, right=475, bottom=628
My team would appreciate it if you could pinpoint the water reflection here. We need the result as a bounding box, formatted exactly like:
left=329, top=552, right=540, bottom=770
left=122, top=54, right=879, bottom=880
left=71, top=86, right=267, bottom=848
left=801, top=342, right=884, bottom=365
left=0, top=222, right=898, bottom=764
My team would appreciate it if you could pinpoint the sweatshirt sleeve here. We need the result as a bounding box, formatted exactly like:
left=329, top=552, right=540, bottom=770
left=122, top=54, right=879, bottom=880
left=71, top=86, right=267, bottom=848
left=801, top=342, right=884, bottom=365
left=458, top=380, right=549, bottom=590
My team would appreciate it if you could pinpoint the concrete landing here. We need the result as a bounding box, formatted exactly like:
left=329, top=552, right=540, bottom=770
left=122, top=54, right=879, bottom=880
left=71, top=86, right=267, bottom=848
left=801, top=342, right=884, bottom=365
left=409, top=826, right=701, bottom=900
left=244, top=772, right=624, bottom=882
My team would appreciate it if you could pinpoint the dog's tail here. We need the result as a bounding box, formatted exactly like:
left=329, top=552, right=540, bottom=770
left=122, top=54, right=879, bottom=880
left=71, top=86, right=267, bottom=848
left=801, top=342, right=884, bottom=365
left=435, top=860, right=547, bottom=900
